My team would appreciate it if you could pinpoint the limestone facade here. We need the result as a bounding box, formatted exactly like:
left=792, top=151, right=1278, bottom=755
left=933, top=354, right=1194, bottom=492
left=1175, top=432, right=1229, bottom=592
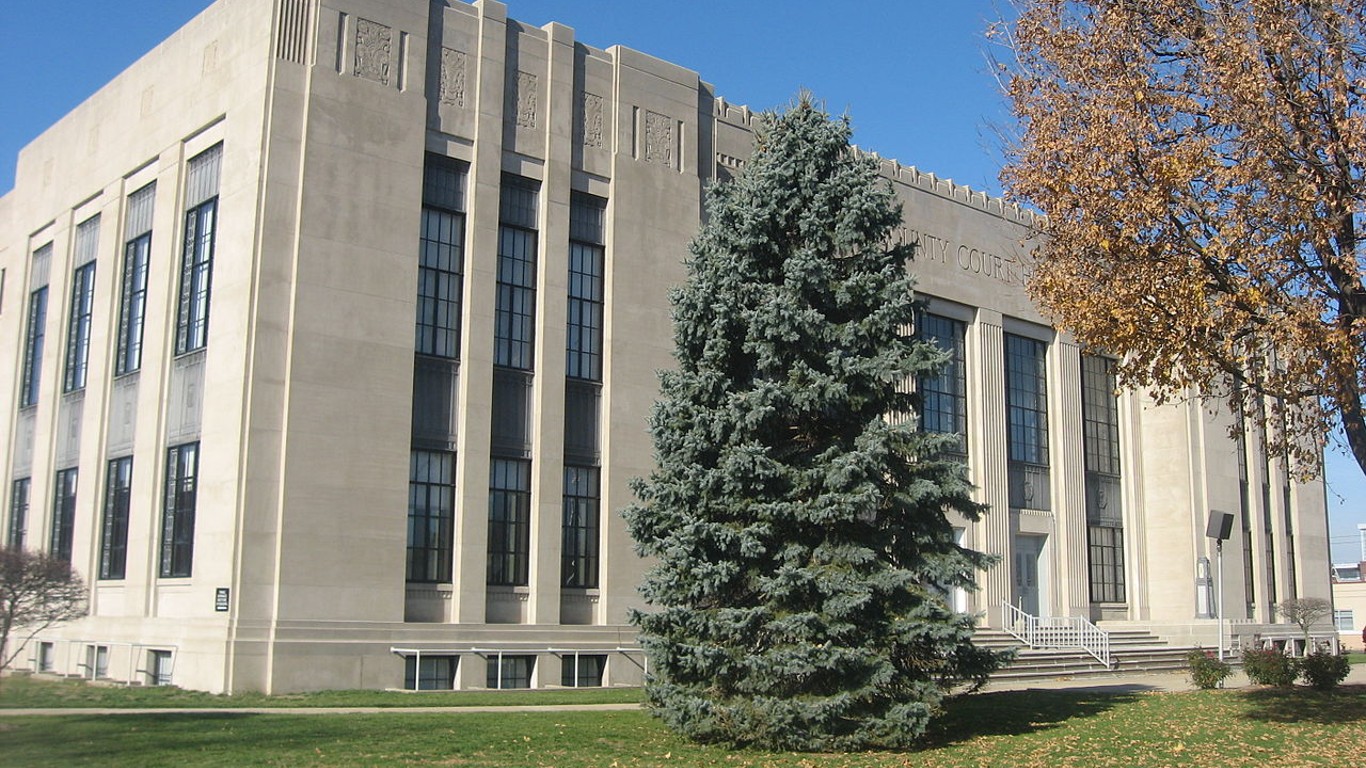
left=0, top=0, right=1331, bottom=692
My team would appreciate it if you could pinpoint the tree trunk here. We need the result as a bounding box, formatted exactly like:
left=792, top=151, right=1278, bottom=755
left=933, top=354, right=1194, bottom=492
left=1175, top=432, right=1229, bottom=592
left=1339, top=387, right=1366, bottom=478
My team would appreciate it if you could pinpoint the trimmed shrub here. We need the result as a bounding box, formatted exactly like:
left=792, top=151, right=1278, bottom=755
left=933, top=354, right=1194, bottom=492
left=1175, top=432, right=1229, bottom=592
left=1298, top=650, right=1350, bottom=690
left=1241, top=647, right=1298, bottom=687
left=1187, top=649, right=1232, bottom=689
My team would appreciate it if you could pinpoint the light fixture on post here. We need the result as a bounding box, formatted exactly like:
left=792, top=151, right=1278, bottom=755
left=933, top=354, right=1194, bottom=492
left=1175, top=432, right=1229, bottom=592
left=1206, top=510, right=1235, bottom=661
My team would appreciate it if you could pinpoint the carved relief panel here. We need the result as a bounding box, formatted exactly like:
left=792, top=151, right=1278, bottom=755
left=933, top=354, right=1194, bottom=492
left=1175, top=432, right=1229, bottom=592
left=644, top=110, right=674, bottom=167
left=576, top=92, right=605, bottom=149
left=354, top=18, right=392, bottom=84
left=438, top=48, right=468, bottom=107
left=512, top=71, right=539, bottom=129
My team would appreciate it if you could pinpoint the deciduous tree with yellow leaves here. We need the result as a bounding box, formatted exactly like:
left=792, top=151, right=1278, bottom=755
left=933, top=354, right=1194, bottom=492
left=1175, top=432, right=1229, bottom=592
left=997, top=0, right=1366, bottom=475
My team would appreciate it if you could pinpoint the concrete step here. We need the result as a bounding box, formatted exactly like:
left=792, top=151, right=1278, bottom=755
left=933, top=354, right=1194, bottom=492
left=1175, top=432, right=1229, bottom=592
left=974, top=626, right=1200, bottom=683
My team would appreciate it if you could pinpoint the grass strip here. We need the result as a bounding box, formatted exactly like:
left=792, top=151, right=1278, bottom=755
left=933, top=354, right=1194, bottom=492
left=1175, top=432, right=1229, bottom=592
left=0, top=675, right=643, bottom=709
left=0, top=683, right=1362, bottom=767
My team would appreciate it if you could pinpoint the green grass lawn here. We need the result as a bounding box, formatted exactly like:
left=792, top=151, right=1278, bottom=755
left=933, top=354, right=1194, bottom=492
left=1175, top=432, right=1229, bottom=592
left=0, top=675, right=644, bottom=709
left=0, top=680, right=1362, bottom=767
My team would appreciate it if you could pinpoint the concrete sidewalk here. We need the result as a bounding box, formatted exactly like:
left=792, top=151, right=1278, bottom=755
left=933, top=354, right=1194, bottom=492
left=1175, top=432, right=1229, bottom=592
left=983, top=660, right=1366, bottom=694
left=0, top=702, right=645, bottom=717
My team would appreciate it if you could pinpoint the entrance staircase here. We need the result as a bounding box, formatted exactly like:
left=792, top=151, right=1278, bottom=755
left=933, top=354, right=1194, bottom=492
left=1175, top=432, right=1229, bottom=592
left=976, top=627, right=1199, bottom=684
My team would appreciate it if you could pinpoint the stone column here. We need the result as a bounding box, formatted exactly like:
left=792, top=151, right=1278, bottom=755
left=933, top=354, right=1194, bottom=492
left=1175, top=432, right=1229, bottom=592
left=451, top=0, right=509, bottom=625
left=1049, top=338, right=1090, bottom=617
left=527, top=21, right=578, bottom=625
left=969, top=310, right=1011, bottom=625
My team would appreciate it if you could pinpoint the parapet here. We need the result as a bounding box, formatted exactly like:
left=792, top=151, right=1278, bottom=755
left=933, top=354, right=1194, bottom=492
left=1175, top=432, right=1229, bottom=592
left=712, top=96, right=1041, bottom=228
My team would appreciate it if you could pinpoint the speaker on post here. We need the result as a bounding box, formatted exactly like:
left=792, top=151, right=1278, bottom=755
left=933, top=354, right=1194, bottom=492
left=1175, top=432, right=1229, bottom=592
left=1206, top=510, right=1234, bottom=541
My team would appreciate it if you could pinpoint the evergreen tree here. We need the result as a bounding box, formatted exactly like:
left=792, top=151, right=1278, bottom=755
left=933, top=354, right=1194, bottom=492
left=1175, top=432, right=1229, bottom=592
left=624, top=98, right=1005, bottom=751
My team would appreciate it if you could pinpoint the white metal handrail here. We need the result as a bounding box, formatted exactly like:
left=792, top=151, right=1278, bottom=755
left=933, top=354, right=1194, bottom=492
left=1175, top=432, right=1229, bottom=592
left=1001, top=602, right=1111, bottom=667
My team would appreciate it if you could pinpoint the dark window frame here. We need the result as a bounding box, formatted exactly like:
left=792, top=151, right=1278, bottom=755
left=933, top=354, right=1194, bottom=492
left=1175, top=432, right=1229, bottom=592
left=20, top=286, right=48, bottom=408
left=1081, top=354, right=1126, bottom=604
left=561, top=653, right=606, bottom=687
left=174, top=198, right=217, bottom=355
left=160, top=442, right=199, bottom=578
left=407, top=449, right=455, bottom=583
left=916, top=312, right=968, bottom=456
left=1005, top=333, right=1049, bottom=466
left=487, top=457, right=531, bottom=587
left=416, top=158, right=467, bottom=359
left=494, top=176, right=539, bottom=371
left=1087, top=524, right=1126, bottom=603
left=148, top=649, right=173, bottom=686
left=63, top=261, right=97, bottom=392
left=100, top=456, right=133, bottom=580
left=115, top=231, right=152, bottom=376
left=405, top=654, right=458, bottom=691
left=50, top=468, right=78, bottom=563
left=1081, top=356, right=1121, bottom=476
left=8, top=478, right=30, bottom=549
left=566, top=192, right=606, bottom=382
left=562, top=465, right=600, bottom=588
left=486, top=654, right=534, bottom=689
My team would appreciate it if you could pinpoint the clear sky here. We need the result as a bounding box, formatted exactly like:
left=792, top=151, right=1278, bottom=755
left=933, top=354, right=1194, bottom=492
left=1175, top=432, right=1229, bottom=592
left=1, top=0, right=1362, bottom=563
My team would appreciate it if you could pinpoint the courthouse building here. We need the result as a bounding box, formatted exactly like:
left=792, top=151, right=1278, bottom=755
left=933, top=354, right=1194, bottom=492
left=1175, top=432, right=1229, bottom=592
left=0, top=0, right=1332, bottom=693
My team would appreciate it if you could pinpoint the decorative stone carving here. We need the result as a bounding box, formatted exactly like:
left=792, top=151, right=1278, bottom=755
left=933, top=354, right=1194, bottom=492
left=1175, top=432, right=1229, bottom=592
left=511, top=71, right=538, bottom=129
left=644, top=110, right=674, bottom=166
left=576, top=92, right=605, bottom=148
left=354, top=18, right=392, bottom=85
left=202, top=40, right=219, bottom=74
left=438, top=48, right=467, bottom=107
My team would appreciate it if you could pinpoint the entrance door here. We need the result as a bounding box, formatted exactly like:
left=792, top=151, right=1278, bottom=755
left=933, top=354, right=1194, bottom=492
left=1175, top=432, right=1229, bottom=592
left=1014, top=535, right=1045, bottom=616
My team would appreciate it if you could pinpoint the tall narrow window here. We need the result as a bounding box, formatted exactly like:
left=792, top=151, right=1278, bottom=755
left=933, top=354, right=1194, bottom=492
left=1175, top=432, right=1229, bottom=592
left=916, top=312, right=968, bottom=456
left=407, top=450, right=454, bottom=583
left=20, top=285, right=49, bottom=407
left=1282, top=482, right=1297, bottom=599
left=100, top=457, right=133, bottom=580
left=494, top=175, right=539, bottom=370
left=567, top=193, right=605, bottom=381
left=564, top=194, right=606, bottom=591
left=160, top=442, right=199, bottom=578
left=1262, top=479, right=1277, bottom=604
left=7, top=478, right=30, bottom=549
left=175, top=145, right=222, bottom=355
left=1081, top=355, right=1124, bottom=603
left=64, top=261, right=97, bottom=392
left=116, top=183, right=155, bottom=375
left=562, top=466, right=600, bottom=588
left=487, top=458, right=531, bottom=586
left=417, top=157, right=467, bottom=359
left=1005, top=334, right=1050, bottom=509
left=50, top=468, right=78, bottom=563
left=1236, top=422, right=1256, bottom=618
left=489, top=177, right=538, bottom=589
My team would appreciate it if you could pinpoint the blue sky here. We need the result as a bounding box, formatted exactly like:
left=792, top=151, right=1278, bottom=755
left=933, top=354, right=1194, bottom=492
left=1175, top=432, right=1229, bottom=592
left=2, top=0, right=1362, bottom=562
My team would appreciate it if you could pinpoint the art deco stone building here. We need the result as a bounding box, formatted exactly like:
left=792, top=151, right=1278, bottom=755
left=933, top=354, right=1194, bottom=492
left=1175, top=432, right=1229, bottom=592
left=0, top=0, right=1331, bottom=692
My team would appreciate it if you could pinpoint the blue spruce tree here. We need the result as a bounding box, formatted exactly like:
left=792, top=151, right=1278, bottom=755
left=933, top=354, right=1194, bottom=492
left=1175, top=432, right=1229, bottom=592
left=624, top=97, right=1005, bottom=751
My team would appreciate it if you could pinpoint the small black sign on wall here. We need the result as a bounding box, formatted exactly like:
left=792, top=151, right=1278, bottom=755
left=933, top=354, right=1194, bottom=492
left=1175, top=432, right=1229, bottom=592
left=215, top=588, right=230, bottom=612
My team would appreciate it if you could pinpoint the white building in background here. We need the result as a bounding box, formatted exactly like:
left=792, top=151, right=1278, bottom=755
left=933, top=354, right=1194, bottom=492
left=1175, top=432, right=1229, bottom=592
left=0, top=0, right=1332, bottom=693
left=1331, top=525, right=1366, bottom=651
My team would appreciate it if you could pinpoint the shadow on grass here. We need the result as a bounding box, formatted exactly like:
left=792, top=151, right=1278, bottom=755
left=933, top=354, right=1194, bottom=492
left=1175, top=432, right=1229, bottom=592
left=920, top=686, right=1147, bottom=747
left=1237, top=683, right=1366, bottom=725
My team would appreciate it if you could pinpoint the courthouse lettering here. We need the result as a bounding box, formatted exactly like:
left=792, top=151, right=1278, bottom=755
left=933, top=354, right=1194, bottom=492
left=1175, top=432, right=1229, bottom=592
left=894, top=227, right=1028, bottom=285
